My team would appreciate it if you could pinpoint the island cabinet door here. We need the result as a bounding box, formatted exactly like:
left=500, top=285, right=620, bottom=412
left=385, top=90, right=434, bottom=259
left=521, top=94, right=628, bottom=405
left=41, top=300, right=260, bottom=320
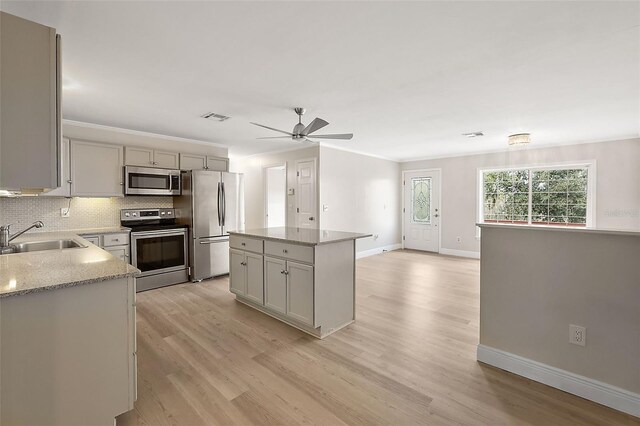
left=245, top=253, right=264, bottom=305
left=264, top=256, right=287, bottom=314
left=229, top=249, right=247, bottom=296
left=286, top=261, right=314, bottom=327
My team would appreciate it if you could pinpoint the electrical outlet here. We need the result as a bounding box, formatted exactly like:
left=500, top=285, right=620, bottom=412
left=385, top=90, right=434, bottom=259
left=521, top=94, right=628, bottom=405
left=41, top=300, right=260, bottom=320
left=456, top=236, right=462, bottom=243
left=60, top=207, right=70, bottom=218
left=569, top=324, right=586, bottom=346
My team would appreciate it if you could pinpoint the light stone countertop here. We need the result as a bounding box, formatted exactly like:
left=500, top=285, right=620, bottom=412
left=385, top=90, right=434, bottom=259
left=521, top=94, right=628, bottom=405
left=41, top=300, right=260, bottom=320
left=229, top=227, right=372, bottom=246
left=0, top=231, right=140, bottom=298
left=74, top=226, right=131, bottom=235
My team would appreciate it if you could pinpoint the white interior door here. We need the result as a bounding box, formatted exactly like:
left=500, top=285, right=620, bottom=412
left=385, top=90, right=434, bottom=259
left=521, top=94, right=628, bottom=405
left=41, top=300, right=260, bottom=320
left=296, top=159, right=317, bottom=229
left=403, top=170, right=440, bottom=252
left=265, top=165, right=286, bottom=228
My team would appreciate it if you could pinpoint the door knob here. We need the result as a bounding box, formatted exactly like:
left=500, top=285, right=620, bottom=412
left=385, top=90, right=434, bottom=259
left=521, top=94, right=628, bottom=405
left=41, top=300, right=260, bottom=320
left=309, top=217, right=315, bottom=221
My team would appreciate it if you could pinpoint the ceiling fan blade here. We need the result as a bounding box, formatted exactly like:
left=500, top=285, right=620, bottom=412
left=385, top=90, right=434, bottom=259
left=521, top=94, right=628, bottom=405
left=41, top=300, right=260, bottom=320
left=305, top=133, right=353, bottom=140
left=250, top=122, right=294, bottom=136
left=301, top=118, right=329, bottom=135
left=257, top=136, right=293, bottom=139
left=303, top=138, right=319, bottom=144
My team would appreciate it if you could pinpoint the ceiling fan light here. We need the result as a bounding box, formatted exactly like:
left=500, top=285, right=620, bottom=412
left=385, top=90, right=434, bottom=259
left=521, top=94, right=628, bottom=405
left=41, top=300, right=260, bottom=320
left=508, top=133, right=531, bottom=146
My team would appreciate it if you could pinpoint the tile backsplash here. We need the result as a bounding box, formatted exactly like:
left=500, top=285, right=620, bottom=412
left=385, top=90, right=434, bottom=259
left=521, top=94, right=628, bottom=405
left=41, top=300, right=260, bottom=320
left=0, top=196, right=173, bottom=232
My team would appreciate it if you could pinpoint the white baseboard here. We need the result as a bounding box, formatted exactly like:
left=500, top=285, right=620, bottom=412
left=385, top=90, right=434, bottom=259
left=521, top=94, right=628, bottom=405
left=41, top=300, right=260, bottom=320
left=439, top=248, right=480, bottom=259
left=356, top=243, right=402, bottom=259
left=477, top=344, right=640, bottom=417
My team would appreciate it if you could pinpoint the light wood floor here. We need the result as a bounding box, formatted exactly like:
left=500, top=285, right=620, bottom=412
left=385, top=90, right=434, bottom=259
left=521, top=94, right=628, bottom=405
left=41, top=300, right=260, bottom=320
left=117, top=250, right=639, bottom=425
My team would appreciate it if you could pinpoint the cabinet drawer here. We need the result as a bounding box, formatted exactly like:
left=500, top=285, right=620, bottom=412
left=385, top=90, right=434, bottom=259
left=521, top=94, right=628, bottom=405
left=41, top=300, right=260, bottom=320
left=82, top=235, right=100, bottom=246
left=264, top=241, right=314, bottom=264
left=230, top=235, right=263, bottom=253
left=103, top=233, right=129, bottom=247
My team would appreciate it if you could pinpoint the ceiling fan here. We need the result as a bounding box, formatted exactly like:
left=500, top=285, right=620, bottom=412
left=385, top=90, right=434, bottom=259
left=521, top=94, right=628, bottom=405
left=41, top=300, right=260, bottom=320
left=250, top=107, right=353, bottom=143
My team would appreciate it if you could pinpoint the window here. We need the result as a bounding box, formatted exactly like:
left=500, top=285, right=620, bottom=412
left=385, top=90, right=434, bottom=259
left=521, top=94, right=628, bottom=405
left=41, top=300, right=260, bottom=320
left=481, top=165, right=592, bottom=227
left=411, top=177, right=431, bottom=224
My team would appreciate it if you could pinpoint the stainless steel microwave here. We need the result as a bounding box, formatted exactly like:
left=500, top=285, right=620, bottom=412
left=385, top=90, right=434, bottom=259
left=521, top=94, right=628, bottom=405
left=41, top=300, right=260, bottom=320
left=124, top=166, right=181, bottom=196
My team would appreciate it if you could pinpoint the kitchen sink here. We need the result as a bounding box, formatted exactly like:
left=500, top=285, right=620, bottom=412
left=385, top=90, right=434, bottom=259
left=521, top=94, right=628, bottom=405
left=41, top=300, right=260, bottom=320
left=11, top=239, right=87, bottom=253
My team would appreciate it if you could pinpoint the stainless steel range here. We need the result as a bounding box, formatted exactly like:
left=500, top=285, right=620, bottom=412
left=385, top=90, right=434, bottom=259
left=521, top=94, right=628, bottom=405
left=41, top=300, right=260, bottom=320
left=121, top=208, right=189, bottom=292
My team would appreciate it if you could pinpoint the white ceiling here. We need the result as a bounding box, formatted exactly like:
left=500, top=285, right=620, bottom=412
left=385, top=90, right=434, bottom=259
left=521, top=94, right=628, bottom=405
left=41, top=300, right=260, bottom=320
left=2, top=1, right=639, bottom=161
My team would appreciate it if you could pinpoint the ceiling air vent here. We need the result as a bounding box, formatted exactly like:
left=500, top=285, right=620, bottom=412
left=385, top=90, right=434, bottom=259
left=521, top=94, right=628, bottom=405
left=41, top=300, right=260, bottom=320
left=462, top=131, right=484, bottom=138
left=201, top=112, right=230, bottom=122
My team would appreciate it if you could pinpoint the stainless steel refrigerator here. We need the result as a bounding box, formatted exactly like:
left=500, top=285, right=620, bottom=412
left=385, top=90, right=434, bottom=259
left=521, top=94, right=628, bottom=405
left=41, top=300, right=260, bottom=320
left=174, top=170, right=244, bottom=281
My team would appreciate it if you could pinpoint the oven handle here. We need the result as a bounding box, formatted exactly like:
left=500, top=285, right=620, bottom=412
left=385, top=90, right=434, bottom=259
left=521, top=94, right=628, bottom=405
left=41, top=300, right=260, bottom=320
left=131, top=229, right=187, bottom=238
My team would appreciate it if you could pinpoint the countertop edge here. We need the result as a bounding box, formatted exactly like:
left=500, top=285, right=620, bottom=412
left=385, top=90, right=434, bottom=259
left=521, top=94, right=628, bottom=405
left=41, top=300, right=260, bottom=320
left=0, top=268, right=141, bottom=299
left=228, top=230, right=373, bottom=246
left=476, top=223, right=640, bottom=237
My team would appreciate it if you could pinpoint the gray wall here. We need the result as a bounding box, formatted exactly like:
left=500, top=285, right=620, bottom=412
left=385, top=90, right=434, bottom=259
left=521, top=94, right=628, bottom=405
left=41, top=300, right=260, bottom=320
left=479, top=225, right=640, bottom=393
left=319, top=146, right=401, bottom=253
left=401, top=138, right=640, bottom=254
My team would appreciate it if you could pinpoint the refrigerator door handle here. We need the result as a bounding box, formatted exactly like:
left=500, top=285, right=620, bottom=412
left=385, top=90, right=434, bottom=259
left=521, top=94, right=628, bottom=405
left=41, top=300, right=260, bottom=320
left=221, top=182, right=226, bottom=227
left=217, top=182, right=222, bottom=226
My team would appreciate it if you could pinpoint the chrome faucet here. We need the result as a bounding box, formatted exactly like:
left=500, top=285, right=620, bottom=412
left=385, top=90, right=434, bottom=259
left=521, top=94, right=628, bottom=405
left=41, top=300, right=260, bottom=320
left=0, top=221, right=45, bottom=249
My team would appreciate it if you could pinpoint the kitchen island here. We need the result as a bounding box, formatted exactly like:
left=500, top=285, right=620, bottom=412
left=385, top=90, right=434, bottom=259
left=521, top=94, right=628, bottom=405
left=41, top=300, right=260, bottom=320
left=0, top=231, right=139, bottom=425
left=228, top=227, right=371, bottom=338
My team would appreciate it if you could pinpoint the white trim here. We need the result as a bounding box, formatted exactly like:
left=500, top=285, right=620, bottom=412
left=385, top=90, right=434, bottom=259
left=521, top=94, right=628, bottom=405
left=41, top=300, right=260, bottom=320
left=476, top=160, right=597, bottom=230
left=320, top=143, right=397, bottom=162
left=239, top=144, right=318, bottom=159
left=263, top=162, right=287, bottom=228
left=398, top=137, right=638, bottom=163
left=356, top=243, right=402, bottom=259
left=439, top=248, right=480, bottom=259
left=477, top=345, right=640, bottom=418
left=401, top=169, right=442, bottom=253
left=63, top=119, right=228, bottom=148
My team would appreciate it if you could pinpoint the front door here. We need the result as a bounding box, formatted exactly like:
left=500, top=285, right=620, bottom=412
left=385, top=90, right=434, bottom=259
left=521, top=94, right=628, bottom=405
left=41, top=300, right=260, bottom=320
left=296, top=159, right=317, bottom=228
left=403, top=170, right=440, bottom=252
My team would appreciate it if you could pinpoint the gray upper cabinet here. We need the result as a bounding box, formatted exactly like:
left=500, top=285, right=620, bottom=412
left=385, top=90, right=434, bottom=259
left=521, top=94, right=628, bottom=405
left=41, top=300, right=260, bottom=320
left=125, top=147, right=179, bottom=169
left=0, top=12, right=61, bottom=191
left=42, top=137, right=71, bottom=197
left=180, top=154, right=228, bottom=171
left=206, top=156, right=229, bottom=172
left=70, top=140, right=124, bottom=197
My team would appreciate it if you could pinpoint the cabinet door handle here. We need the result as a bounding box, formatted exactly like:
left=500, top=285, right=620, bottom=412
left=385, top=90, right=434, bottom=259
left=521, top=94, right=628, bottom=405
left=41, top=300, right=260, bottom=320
left=67, top=180, right=72, bottom=184
left=281, top=270, right=289, bottom=275
left=240, top=261, right=247, bottom=266
left=282, top=249, right=288, bottom=253
left=241, top=242, right=246, bottom=246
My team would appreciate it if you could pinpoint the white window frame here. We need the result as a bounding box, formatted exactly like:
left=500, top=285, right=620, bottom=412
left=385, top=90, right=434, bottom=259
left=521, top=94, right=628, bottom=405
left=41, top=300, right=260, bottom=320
left=477, top=160, right=597, bottom=231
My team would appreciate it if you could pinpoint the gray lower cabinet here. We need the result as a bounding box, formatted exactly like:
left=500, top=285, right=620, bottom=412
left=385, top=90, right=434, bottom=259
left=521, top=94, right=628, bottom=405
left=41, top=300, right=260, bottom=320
left=264, top=256, right=314, bottom=325
left=264, top=256, right=287, bottom=314
left=229, top=234, right=355, bottom=338
left=285, top=261, right=314, bottom=326
left=230, top=249, right=264, bottom=304
left=82, top=232, right=130, bottom=263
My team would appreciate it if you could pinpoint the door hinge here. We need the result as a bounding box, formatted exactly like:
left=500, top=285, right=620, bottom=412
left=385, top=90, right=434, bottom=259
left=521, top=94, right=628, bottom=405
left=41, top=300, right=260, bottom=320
left=296, top=207, right=300, bottom=213
left=403, top=208, right=405, bottom=213
left=297, top=171, right=300, bottom=177
left=403, top=180, right=405, bottom=185
left=403, top=236, right=405, bottom=240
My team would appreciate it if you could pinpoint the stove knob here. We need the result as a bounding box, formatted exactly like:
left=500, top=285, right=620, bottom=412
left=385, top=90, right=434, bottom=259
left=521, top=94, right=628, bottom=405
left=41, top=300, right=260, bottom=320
left=125, top=212, right=130, bottom=217
left=161, top=212, right=166, bottom=216
left=132, top=213, right=137, bottom=217
left=167, top=211, right=172, bottom=215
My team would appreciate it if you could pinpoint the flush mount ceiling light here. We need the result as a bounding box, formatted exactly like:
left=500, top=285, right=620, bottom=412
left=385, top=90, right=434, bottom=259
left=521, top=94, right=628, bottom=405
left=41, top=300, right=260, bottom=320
left=462, top=131, right=484, bottom=138
left=508, top=133, right=531, bottom=146
left=201, top=112, right=230, bottom=122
